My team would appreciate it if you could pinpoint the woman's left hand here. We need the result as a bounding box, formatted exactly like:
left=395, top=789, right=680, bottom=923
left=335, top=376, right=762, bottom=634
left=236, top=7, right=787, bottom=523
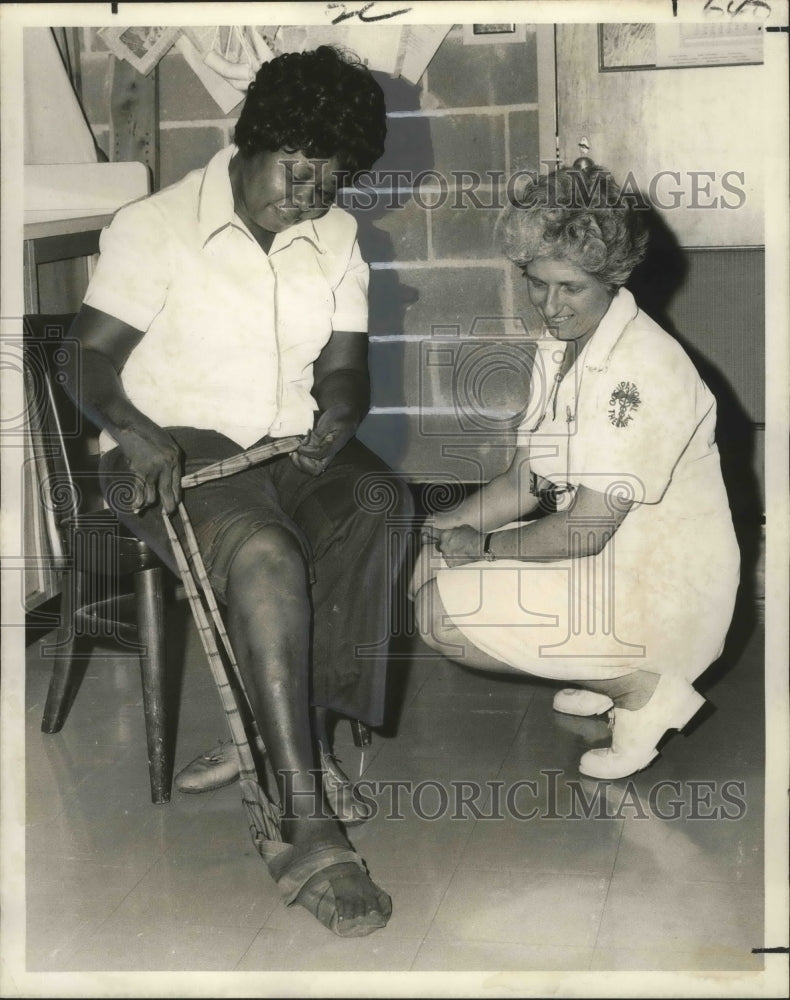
left=430, top=524, right=486, bottom=567
left=291, top=404, right=357, bottom=476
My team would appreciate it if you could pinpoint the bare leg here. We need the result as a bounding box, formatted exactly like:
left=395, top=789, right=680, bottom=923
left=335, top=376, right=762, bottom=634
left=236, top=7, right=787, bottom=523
left=225, top=525, right=385, bottom=923
left=415, top=580, right=524, bottom=674
left=578, top=672, right=660, bottom=710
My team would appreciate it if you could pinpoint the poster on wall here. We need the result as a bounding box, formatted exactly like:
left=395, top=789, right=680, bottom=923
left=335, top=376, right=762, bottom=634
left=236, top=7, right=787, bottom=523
left=1, top=2, right=788, bottom=1000
left=599, top=20, right=764, bottom=70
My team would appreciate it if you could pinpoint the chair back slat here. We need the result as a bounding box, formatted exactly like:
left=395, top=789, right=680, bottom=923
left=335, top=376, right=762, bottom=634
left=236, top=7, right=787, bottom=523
left=23, top=314, right=106, bottom=542
left=22, top=359, right=68, bottom=565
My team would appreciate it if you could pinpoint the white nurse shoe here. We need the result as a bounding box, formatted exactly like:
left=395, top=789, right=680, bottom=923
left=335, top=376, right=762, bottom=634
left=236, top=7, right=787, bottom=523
left=578, top=674, right=706, bottom=780
left=553, top=688, right=614, bottom=717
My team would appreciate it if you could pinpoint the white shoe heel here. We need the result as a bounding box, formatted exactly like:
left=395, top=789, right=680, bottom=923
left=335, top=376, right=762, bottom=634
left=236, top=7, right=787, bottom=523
left=578, top=675, right=705, bottom=780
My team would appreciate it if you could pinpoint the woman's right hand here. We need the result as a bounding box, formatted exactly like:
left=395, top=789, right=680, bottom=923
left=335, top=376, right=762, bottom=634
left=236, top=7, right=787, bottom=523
left=116, top=423, right=183, bottom=515
left=424, top=511, right=481, bottom=534
left=65, top=307, right=183, bottom=513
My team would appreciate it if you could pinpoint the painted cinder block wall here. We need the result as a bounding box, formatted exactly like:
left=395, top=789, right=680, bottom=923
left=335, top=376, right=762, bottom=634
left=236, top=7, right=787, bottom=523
left=78, top=25, right=546, bottom=482
left=68, top=27, right=770, bottom=606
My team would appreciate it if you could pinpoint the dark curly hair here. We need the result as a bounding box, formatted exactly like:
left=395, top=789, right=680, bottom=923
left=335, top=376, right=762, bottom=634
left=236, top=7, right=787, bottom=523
left=497, top=163, right=649, bottom=290
left=234, top=46, right=386, bottom=176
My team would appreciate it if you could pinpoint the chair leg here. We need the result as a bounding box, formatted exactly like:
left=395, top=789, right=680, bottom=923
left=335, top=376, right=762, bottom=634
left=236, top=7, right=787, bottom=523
left=350, top=719, right=372, bottom=748
left=134, top=565, right=170, bottom=804
left=41, top=570, right=82, bottom=733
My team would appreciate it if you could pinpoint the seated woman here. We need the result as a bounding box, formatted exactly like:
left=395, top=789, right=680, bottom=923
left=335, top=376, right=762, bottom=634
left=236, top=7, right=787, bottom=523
left=63, top=46, right=412, bottom=936
left=413, top=163, right=740, bottom=780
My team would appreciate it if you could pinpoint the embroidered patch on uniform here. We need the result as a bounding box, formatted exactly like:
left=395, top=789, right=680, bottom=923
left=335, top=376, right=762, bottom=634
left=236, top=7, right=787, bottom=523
left=608, top=381, right=641, bottom=427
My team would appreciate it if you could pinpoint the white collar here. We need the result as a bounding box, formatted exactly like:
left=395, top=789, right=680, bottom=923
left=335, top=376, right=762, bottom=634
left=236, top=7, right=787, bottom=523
left=580, top=287, right=639, bottom=373
left=196, top=145, right=325, bottom=254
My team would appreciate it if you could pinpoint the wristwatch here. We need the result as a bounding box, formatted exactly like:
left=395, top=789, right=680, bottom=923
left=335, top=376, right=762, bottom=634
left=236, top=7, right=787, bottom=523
left=483, top=533, right=496, bottom=561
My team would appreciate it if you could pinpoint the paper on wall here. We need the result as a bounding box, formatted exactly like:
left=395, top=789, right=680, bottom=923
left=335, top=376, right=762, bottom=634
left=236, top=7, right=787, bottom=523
left=271, top=24, right=402, bottom=74
left=98, top=26, right=180, bottom=76
left=175, top=34, right=245, bottom=115
left=341, top=25, right=402, bottom=75
left=654, top=22, right=763, bottom=68
left=181, top=26, right=221, bottom=57
left=398, top=24, right=452, bottom=83
left=248, top=27, right=276, bottom=65
left=278, top=25, right=309, bottom=54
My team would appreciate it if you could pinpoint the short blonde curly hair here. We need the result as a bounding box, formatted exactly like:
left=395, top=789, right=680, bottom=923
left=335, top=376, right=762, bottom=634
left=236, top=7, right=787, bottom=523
left=497, top=164, right=649, bottom=290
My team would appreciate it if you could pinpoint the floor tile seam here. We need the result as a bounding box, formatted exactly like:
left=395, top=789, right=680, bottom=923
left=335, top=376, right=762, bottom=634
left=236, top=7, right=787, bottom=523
left=33, top=910, right=114, bottom=961
left=26, top=738, right=105, bottom=793
left=101, top=910, right=273, bottom=935
left=359, top=757, right=516, bottom=787
left=604, top=873, right=766, bottom=889
left=606, top=811, right=627, bottom=880
left=401, top=662, right=432, bottom=710
left=236, top=932, right=424, bottom=970
left=25, top=914, right=106, bottom=970
left=588, top=942, right=768, bottom=959
left=444, top=863, right=624, bottom=877
left=159, top=844, right=257, bottom=863
left=27, top=782, right=152, bottom=817
left=409, top=800, right=486, bottom=968
left=492, top=699, right=546, bottom=782
left=365, top=747, right=510, bottom=765
left=608, top=870, right=766, bottom=887
left=22, top=794, right=69, bottom=826
left=443, top=864, right=616, bottom=882
left=84, top=852, right=166, bottom=932
left=411, top=937, right=596, bottom=957
left=494, top=693, right=535, bottom=780
left=232, top=922, right=277, bottom=968
left=61, top=792, right=167, bottom=818
left=589, top=815, right=626, bottom=953
left=408, top=938, right=433, bottom=971
left=44, top=738, right=141, bottom=751
left=24, top=861, right=159, bottom=895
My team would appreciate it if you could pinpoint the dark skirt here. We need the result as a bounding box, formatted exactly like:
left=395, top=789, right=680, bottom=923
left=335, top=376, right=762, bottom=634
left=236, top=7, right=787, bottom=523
left=100, top=427, right=414, bottom=725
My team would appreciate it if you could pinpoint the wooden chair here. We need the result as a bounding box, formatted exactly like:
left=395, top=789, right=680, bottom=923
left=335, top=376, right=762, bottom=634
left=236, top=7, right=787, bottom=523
left=23, top=313, right=373, bottom=804
left=23, top=313, right=172, bottom=803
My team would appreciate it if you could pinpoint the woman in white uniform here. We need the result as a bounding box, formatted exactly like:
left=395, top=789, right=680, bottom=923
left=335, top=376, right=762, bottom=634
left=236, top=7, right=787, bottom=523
left=413, top=163, right=740, bottom=780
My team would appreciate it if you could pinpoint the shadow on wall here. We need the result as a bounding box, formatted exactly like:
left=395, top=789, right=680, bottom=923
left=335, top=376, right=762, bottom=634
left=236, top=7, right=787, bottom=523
left=628, top=204, right=762, bottom=676
left=346, top=75, right=433, bottom=729
left=347, top=73, right=434, bottom=471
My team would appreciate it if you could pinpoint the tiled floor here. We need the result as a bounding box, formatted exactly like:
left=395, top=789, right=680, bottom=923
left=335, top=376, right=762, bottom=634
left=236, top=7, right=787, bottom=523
left=22, top=602, right=769, bottom=980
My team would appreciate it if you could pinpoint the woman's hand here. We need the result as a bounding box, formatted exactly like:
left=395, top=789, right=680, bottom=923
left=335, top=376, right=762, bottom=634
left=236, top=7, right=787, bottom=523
left=291, top=404, right=357, bottom=476
left=427, top=510, right=479, bottom=533
left=427, top=524, right=486, bottom=568
left=116, top=423, right=183, bottom=514
left=64, top=308, right=183, bottom=514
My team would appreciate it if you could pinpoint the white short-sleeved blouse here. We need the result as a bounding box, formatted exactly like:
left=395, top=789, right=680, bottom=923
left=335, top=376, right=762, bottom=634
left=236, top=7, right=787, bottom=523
left=84, top=144, right=368, bottom=450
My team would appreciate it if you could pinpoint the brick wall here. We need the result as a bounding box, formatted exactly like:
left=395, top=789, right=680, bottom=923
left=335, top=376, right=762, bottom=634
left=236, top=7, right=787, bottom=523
left=78, top=25, right=545, bottom=480
left=79, top=27, right=237, bottom=185
left=353, top=26, right=545, bottom=481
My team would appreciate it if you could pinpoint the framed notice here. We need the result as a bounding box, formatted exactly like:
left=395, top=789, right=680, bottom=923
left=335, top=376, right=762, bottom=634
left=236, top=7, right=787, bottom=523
left=599, top=21, right=764, bottom=72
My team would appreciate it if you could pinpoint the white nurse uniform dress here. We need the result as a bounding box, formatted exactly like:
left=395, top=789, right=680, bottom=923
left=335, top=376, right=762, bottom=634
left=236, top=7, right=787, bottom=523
left=434, top=288, right=740, bottom=684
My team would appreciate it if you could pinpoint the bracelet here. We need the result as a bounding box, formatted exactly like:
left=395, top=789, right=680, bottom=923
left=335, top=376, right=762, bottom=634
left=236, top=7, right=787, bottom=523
left=483, top=533, right=496, bottom=561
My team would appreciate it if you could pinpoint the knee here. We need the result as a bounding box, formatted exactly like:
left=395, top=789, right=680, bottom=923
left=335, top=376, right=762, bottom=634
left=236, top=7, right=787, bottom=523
left=227, top=524, right=306, bottom=591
